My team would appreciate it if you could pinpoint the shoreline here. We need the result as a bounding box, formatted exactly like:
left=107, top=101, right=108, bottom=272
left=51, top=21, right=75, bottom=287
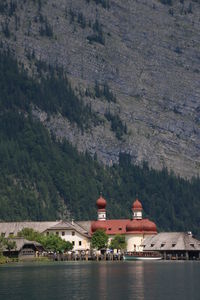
left=1, top=256, right=200, bottom=266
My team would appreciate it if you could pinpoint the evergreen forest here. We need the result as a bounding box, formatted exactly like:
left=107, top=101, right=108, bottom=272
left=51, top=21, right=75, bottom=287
left=0, top=52, right=200, bottom=237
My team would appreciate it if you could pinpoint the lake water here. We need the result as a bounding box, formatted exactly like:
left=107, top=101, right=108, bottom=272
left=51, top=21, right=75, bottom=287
left=0, top=261, right=199, bottom=300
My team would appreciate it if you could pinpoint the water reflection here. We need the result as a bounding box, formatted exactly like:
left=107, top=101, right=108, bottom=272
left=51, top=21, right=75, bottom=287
left=97, top=263, right=108, bottom=298
left=127, top=262, right=145, bottom=300
left=88, top=261, right=145, bottom=300
left=0, top=261, right=200, bottom=300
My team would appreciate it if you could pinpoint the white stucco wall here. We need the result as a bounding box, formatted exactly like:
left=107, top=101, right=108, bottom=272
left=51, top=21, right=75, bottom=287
left=43, top=230, right=156, bottom=252
left=126, top=234, right=144, bottom=252
left=108, top=234, right=155, bottom=252
left=98, top=211, right=106, bottom=220
left=108, top=234, right=144, bottom=252
left=126, top=234, right=157, bottom=252
left=44, top=229, right=90, bottom=251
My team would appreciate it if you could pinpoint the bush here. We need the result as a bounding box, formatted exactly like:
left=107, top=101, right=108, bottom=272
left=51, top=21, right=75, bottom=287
left=91, top=229, right=108, bottom=250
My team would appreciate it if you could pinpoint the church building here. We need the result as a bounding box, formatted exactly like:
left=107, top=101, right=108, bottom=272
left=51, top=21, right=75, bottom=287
left=90, top=196, right=157, bottom=252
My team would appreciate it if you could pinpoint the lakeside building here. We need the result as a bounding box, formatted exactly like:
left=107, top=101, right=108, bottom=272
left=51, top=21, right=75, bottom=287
left=89, top=196, right=157, bottom=252
left=0, top=196, right=200, bottom=259
left=0, top=220, right=91, bottom=252
left=142, top=232, right=200, bottom=260
left=2, top=237, right=44, bottom=259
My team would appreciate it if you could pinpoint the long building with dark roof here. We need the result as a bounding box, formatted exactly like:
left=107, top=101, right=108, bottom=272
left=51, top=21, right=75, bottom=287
left=142, top=232, right=200, bottom=260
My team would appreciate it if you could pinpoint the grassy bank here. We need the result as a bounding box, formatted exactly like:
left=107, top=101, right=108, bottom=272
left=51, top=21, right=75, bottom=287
left=0, top=254, right=10, bottom=264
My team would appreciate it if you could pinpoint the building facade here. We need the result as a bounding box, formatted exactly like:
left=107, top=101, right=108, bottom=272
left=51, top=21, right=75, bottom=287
left=0, top=220, right=91, bottom=252
left=142, top=232, right=200, bottom=260
left=43, top=221, right=90, bottom=251
left=2, top=237, right=44, bottom=259
left=91, top=196, right=157, bottom=252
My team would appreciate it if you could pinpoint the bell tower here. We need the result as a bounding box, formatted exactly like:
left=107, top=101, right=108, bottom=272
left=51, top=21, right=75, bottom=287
left=96, top=195, right=107, bottom=221
left=132, top=198, right=143, bottom=220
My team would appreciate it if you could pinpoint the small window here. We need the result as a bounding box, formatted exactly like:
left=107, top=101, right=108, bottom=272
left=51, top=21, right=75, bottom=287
left=56, top=232, right=59, bottom=235
left=1, top=233, right=5, bottom=237
left=161, top=243, right=165, bottom=248
left=118, top=228, right=122, bottom=230
left=72, top=231, right=75, bottom=236
left=190, top=243, right=195, bottom=248
left=108, top=228, right=111, bottom=231
left=79, top=241, right=82, bottom=246
left=172, top=243, right=176, bottom=247
left=151, top=244, right=155, bottom=247
left=62, top=232, right=65, bottom=236
left=9, top=232, right=14, bottom=237
left=72, top=241, right=75, bottom=246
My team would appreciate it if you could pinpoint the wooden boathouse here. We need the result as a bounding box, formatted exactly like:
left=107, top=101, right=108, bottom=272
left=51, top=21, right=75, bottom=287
left=2, top=237, right=44, bottom=260
left=142, top=232, right=200, bottom=260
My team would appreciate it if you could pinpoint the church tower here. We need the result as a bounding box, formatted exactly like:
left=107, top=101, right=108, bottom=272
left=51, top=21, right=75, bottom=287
left=132, top=198, right=143, bottom=220
left=96, top=195, right=107, bottom=221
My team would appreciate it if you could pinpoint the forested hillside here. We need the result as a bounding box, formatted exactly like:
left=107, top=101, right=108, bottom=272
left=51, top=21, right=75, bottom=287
left=0, top=52, right=200, bottom=237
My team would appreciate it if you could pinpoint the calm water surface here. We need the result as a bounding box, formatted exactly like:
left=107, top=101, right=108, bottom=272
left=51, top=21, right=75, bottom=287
left=0, top=261, right=199, bottom=300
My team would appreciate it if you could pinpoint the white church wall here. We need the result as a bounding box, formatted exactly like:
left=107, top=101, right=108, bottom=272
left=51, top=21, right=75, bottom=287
left=126, top=234, right=144, bottom=252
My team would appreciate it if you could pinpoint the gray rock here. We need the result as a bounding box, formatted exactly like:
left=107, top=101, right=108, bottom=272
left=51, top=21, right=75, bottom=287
left=1, top=0, right=200, bottom=178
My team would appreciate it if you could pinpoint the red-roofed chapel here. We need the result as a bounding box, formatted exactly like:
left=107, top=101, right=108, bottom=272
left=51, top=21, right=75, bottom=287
left=91, top=196, right=157, bottom=252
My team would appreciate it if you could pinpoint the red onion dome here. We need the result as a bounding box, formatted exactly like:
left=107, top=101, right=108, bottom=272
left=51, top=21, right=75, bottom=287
left=132, top=198, right=143, bottom=211
left=143, top=220, right=157, bottom=232
left=91, top=221, right=107, bottom=232
left=126, top=220, right=143, bottom=232
left=96, top=196, right=107, bottom=209
left=126, top=219, right=157, bottom=233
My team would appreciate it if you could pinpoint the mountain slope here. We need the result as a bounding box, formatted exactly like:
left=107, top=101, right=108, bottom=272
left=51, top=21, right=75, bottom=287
left=0, top=0, right=199, bottom=178
left=0, top=52, right=200, bottom=237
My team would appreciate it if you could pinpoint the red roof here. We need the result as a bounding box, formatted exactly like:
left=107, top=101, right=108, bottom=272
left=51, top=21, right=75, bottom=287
left=132, top=199, right=143, bottom=211
left=126, top=219, right=157, bottom=233
left=91, top=219, right=157, bottom=235
left=96, top=196, right=107, bottom=209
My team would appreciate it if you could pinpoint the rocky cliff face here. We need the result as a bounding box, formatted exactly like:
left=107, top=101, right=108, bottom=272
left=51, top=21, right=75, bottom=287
left=0, top=0, right=200, bottom=178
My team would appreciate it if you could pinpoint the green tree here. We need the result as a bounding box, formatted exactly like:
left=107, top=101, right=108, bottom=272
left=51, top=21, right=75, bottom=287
left=109, top=235, right=126, bottom=252
left=17, top=228, right=43, bottom=243
left=42, top=234, right=73, bottom=253
left=17, top=228, right=73, bottom=253
left=63, top=241, right=73, bottom=252
left=4, top=239, right=16, bottom=253
left=91, top=229, right=108, bottom=250
left=0, top=236, right=16, bottom=257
